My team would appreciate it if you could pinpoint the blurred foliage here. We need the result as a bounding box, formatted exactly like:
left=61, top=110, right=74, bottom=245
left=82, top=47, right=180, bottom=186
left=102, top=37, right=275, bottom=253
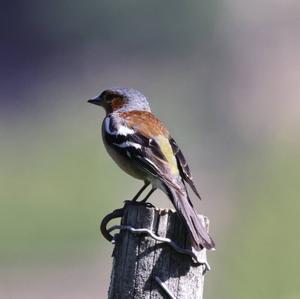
left=214, top=146, right=300, bottom=299
left=0, top=116, right=133, bottom=266
left=1, top=0, right=218, bottom=55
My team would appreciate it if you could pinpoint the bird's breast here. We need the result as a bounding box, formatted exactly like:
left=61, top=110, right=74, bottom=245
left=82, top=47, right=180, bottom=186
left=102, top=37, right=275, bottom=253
left=101, top=125, right=146, bottom=180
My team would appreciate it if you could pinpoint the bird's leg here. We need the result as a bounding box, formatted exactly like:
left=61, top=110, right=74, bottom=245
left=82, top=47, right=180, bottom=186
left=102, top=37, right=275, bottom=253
left=131, top=181, right=150, bottom=202
left=140, top=187, right=157, bottom=203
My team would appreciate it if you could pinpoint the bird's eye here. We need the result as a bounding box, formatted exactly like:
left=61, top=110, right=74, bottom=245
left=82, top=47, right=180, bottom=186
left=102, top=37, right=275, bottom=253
left=106, top=94, right=116, bottom=102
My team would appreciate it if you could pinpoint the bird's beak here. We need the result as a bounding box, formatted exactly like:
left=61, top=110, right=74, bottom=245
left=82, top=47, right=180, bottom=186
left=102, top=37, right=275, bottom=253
left=87, top=97, right=102, bottom=106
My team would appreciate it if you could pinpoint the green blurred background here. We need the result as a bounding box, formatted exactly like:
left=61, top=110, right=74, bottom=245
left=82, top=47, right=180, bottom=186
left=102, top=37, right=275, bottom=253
left=1, top=1, right=299, bottom=298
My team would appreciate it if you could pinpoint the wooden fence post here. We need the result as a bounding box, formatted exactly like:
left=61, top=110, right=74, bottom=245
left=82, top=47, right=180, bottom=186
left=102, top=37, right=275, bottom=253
left=105, top=202, right=211, bottom=299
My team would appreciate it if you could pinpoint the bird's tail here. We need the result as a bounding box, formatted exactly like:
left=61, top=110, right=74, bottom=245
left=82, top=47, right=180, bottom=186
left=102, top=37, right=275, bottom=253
left=163, top=181, right=215, bottom=250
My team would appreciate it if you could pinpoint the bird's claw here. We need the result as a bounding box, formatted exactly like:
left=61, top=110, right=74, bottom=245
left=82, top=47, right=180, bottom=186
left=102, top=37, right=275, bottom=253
left=123, top=199, right=155, bottom=208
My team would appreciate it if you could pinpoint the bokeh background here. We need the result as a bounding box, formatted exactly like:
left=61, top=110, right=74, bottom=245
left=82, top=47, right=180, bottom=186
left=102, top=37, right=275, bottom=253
left=1, top=1, right=299, bottom=298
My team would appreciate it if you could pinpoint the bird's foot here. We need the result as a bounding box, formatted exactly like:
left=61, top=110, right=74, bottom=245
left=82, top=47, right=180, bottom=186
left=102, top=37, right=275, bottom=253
left=144, top=201, right=155, bottom=208
left=123, top=199, right=155, bottom=208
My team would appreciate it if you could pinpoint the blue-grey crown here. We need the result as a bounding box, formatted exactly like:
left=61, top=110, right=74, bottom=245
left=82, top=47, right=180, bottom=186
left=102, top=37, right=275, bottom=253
left=109, top=87, right=151, bottom=112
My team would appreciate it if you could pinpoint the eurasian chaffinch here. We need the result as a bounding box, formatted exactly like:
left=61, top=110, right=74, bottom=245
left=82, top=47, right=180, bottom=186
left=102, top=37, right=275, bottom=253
left=88, top=88, right=215, bottom=250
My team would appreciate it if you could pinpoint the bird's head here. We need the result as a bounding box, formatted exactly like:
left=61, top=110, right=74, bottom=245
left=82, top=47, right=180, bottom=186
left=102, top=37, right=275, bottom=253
left=88, top=87, right=151, bottom=114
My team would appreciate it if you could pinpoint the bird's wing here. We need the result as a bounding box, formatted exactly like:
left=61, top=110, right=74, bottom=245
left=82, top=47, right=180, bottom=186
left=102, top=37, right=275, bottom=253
left=105, top=112, right=201, bottom=198
left=169, top=137, right=201, bottom=199
left=119, top=111, right=201, bottom=198
left=104, top=112, right=180, bottom=186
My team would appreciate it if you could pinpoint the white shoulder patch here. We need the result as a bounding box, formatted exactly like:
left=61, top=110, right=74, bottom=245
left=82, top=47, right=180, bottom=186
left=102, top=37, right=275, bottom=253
left=118, top=125, right=135, bottom=136
left=104, top=117, right=134, bottom=136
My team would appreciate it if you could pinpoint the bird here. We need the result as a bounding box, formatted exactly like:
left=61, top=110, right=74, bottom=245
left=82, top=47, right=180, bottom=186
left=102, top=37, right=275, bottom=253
left=88, top=87, right=215, bottom=250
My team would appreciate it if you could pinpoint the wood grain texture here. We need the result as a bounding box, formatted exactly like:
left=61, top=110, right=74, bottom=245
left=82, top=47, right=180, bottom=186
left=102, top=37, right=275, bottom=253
left=108, top=202, right=209, bottom=299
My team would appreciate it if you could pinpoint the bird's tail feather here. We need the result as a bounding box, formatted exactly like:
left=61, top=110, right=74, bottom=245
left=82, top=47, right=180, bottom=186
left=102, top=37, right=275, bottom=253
left=163, top=182, right=215, bottom=250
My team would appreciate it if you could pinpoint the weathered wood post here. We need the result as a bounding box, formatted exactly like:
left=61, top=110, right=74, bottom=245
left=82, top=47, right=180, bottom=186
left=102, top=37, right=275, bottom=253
left=103, top=202, right=211, bottom=299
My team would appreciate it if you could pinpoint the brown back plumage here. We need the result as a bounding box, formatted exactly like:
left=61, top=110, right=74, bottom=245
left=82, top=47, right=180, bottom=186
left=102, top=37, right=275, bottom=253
left=119, top=111, right=169, bottom=138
